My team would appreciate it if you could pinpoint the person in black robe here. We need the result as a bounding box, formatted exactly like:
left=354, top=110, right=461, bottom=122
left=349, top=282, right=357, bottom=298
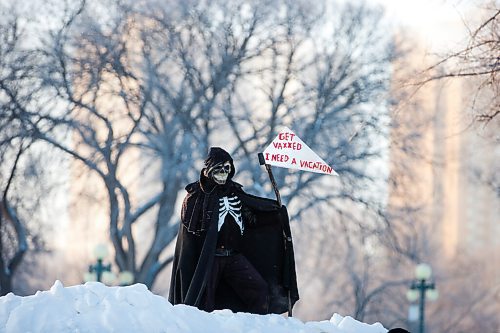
left=168, top=147, right=299, bottom=314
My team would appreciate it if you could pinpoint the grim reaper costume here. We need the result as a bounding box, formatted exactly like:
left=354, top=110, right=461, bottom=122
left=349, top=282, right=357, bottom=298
left=169, top=147, right=299, bottom=314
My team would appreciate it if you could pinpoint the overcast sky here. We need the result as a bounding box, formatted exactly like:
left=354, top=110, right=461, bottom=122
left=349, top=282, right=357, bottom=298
left=372, top=0, right=480, bottom=52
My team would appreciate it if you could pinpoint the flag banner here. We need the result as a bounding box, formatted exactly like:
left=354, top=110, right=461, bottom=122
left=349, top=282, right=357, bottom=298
left=262, top=127, right=338, bottom=176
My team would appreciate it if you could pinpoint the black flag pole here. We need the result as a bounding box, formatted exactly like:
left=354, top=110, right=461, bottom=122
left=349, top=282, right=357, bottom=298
left=258, top=152, right=293, bottom=317
left=258, top=153, right=282, bottom=208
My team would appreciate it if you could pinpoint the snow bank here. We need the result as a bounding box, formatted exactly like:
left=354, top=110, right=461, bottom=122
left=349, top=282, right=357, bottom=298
left=0, top=281, right=387, bottom=333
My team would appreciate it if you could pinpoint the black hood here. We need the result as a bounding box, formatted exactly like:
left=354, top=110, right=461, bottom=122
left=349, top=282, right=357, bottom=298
left=202, top=147, right=236, bottom=180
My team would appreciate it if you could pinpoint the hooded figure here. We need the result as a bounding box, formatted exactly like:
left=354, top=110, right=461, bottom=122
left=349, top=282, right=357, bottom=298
left=169, top=147, right=299, bottom=314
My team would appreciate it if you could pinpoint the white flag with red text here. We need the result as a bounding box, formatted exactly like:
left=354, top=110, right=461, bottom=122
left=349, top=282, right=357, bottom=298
left=262, top=127, right=338, bottom=176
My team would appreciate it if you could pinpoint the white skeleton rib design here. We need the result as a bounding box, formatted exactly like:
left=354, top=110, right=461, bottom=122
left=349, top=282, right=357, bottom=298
left=218, top=195, right=244, bottom=234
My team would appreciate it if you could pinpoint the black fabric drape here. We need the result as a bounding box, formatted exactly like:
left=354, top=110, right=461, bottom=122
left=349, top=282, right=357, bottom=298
left=169, top=183, right=299, bottom=314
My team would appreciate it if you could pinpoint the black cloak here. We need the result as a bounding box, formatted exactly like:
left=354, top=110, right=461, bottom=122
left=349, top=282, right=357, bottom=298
left=168, top=148, right=299, bottom=314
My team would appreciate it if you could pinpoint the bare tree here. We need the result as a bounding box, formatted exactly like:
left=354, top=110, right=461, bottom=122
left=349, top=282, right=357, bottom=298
left=0, top=147, right=27, bottom=296
left=4, top=0, right=398, bottom=290
left=5, top=0, right=286, bottom=287
left=231, top=2, right=403, bottom=322
left=421, top=2, right=499, bottom=122
left=0, top=8, right=38, bottom=295
left=1, top=0, right=433, bottom=325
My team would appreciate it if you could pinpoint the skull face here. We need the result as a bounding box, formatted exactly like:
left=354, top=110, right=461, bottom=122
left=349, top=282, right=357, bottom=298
left=209, top=161, right=231, bottom=185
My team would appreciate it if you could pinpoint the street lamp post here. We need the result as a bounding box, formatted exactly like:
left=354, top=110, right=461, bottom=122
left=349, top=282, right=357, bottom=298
left=87, top=244, right=111, bottom=283
left=83, top=243, right=135, bottom=286
left=406, top=263, right=438, bottom=333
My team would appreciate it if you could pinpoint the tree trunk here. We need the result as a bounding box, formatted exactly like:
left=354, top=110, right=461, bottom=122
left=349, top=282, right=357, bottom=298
left=0, top=271, right=13, bottom=296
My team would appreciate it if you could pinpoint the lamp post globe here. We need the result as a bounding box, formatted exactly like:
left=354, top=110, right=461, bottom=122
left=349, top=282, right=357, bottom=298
left=93, top=243, right=109, bottom=260
left=102, top=271, right=117, bottom=285
left=415, top=263, right=432, bottom=280
left=406, top=289, right=419, bottom=302
left=83, top=272, right=97, bottom=283
left=426, top=289, right=439, bottom=301
left=118, top=271, right=135, bottom=286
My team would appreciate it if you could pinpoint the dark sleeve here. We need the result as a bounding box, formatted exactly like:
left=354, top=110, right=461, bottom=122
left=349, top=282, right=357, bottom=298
left=242, top=202, right=283, bottom=228
left=181, top=182, right=204, bottom=235
left=181, top=191, right=198, bottom=225
left=236, top=186, right=281, bottom=227
left=242, top=204, right=257, bottom=226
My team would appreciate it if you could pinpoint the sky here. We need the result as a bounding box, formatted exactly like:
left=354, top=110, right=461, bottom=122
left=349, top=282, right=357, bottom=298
left=0, top=281, right=390, bottom=333
left=372, top=0, right=478, bottom=52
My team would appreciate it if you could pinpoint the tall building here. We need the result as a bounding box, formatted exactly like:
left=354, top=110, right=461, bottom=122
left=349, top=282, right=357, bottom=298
left=388, top=36, right=499, bottom=280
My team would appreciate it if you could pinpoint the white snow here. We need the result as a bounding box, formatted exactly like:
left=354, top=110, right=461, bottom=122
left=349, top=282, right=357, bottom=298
left=0, top=281, right=388, bottom=333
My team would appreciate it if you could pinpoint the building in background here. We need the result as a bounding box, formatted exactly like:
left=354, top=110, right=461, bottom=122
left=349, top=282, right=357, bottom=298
left=388, top=34, right=499, bottom=280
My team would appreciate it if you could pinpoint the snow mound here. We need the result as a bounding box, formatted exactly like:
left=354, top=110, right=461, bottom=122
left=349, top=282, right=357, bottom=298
left=0, top=281, right=387, bottom=333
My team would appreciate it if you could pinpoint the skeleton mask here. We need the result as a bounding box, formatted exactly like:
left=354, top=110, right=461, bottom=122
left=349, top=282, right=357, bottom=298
left=208, top=161, right=232, bottom=185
